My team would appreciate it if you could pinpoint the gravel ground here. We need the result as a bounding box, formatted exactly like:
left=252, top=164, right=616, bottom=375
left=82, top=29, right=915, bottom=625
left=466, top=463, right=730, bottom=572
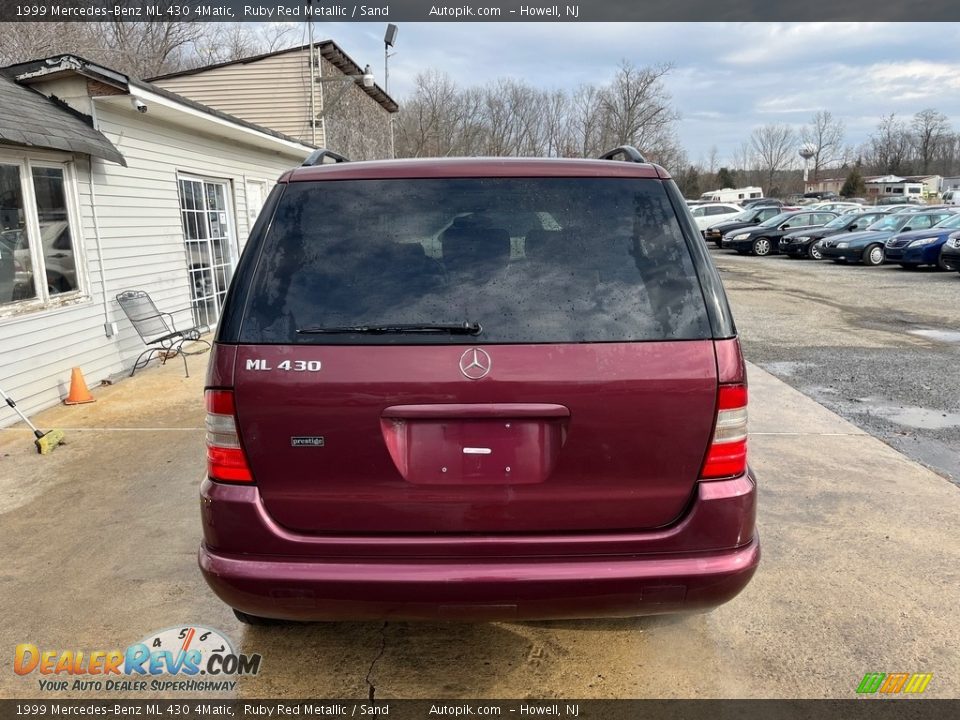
left=712, top=247, right=960, bottom=485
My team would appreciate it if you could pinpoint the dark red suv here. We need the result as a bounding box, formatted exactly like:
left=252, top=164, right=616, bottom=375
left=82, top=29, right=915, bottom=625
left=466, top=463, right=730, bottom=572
left=200, top=147, right=759, bottom=622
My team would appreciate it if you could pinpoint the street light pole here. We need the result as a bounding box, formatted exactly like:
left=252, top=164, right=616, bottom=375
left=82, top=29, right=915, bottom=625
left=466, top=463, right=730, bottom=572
left=384, top=24, right=398, bottom=158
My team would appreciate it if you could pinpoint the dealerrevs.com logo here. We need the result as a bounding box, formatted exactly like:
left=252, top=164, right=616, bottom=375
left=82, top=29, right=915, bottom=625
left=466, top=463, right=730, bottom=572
left=14, top=626, right=261, bottom=693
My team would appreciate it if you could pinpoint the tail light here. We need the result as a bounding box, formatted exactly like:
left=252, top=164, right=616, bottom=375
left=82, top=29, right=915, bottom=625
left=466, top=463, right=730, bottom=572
left=205, top=390, right=253, bottom=483
left=700, top=339, right=749, bottom=480
left=700, top=383, right=748, bottom=479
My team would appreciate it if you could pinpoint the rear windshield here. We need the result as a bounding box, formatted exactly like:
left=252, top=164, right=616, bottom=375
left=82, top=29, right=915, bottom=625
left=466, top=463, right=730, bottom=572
left=240, top=177, right=710, bottom=344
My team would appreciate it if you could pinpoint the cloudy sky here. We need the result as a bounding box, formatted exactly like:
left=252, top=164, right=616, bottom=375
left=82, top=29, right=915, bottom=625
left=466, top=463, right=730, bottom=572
left=311, top=22, right=960, bottom=165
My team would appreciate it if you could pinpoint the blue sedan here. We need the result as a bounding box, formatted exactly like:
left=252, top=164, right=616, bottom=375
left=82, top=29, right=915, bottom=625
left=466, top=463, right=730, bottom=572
left=884, top=212, right=960, bottom=269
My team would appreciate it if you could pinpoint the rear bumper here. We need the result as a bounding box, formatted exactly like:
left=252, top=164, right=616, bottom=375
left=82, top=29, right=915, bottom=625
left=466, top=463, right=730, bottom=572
left=198, top=473, right=759, bottom=621
left=200, top=536, right=759, bottom=621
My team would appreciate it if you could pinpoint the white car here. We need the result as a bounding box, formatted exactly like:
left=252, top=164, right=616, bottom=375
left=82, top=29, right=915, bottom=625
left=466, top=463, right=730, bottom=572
left=688, top=203, right=743, bottom=232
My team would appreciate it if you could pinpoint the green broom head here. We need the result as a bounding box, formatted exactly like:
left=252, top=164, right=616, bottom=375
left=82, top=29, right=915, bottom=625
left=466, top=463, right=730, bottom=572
left=35, top=428, right=65, bottom=455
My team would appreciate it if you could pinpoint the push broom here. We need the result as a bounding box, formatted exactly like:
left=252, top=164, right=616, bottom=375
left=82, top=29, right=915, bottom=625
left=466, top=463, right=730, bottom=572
left=0, top=386, right=65, bottom=454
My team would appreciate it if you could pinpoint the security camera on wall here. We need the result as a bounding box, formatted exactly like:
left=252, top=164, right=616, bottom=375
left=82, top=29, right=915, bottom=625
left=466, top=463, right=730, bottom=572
left=130, top=96, right=147, bottom=113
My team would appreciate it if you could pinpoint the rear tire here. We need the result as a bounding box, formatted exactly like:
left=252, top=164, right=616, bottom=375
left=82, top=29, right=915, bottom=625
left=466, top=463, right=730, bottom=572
left=752, top=237, right=772, bottom=256
left=809, top=244, right=823, bottom=260
left=863, top=244, right=884, bottom=266
left=233, top=609, right=283, bottom=626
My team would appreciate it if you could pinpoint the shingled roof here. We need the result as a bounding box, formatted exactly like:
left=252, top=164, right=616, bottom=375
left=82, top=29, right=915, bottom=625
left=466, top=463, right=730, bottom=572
left=0, top=74, right=124, bottom=165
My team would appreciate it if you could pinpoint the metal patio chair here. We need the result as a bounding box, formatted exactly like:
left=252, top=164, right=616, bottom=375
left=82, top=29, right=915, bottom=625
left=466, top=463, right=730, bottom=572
left=115, top=290, right=210, bottom=378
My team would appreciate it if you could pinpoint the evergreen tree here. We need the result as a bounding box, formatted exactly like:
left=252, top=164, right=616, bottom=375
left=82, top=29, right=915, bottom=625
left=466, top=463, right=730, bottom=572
left=716, top=167, right=737, bottom=188
left=840, top=167, right=866, bottom=198
left=676, top=166, right=702, bottom=198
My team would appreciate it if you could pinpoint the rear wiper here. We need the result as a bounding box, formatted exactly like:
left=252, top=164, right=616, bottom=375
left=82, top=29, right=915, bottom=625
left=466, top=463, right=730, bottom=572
left=297, top=321, right=483, bottom=335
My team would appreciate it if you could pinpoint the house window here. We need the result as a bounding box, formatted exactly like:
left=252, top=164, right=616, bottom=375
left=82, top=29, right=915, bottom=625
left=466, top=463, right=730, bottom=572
left=0, top=158, right=80, bottom=311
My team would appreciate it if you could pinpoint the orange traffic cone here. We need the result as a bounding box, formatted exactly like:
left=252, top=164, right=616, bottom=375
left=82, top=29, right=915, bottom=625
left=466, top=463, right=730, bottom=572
left=64, top=367, right=95, bottom=405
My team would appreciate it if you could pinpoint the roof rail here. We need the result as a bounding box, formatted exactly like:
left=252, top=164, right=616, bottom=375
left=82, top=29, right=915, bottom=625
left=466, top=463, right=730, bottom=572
left=302, top=149, right=350, bottom=167
left=599, top=145, right=648, bottom=163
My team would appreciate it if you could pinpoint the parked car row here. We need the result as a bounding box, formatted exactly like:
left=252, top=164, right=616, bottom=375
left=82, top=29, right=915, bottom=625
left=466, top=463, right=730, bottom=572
left=701, top=204, right=960, bottom=272
left=702, top=204, right=794, bottom=245
left=722, top=210, right=839, bottom=256
left=779, top=210, right=891, bottom=260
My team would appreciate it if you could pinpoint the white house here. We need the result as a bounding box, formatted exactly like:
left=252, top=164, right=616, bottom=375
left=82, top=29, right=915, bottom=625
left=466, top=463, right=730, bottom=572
left=0, top=55, right=312, bottom=426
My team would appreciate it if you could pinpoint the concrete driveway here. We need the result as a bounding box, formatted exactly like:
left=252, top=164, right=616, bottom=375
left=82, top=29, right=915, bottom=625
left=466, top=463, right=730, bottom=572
left=0, top=354, right=957, bottom=699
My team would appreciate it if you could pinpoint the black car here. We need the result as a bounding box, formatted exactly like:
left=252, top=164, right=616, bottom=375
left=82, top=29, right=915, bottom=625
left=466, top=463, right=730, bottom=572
left=740, top=197, right=783, bottom=208
left=703, top=205, right=784, bottom=247
left=779, top=210, right=891, bottom=259
left=940, top=232, right=960, bottom=273
left=722, top=210, right=838, bottom=256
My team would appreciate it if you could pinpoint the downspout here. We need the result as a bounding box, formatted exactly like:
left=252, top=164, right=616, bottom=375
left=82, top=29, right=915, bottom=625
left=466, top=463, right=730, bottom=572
left=308, top=0, right=317, bottom=146
left=87, top=98, right=116, bottom=338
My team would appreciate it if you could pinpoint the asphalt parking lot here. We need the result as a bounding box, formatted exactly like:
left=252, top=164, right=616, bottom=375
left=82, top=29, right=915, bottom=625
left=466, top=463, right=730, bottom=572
left=711, top=248, right=960, bottom=484
left=1, top=261, right=958, bottom=700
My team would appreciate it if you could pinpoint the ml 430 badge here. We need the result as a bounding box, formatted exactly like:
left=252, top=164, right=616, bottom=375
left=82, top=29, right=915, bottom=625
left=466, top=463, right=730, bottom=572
left=246, top=359, right=321, bottom=372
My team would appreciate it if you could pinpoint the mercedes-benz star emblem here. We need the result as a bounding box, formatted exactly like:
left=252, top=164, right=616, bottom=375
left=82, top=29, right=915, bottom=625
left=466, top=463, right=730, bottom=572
left=459, top=348, right=492, bottom=380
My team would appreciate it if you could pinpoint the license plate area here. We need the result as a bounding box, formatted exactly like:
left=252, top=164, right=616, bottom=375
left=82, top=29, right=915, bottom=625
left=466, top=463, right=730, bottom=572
left=380, top=404, right=569, bottom=485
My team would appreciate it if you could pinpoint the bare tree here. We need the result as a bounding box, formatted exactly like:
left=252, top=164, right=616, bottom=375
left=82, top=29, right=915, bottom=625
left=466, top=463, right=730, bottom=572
left=800, top=111, right=845, bottom=180
left=0, top=17, right=297, bottom=79
left=102, top=18, right=208, bottom=78
left=394, top=70, right=466, bottom=157
left=933, top=132, right=960, bottom=177
left=868, top=114, right=913, bottom=175
left=751, top=124, right=796, bottom=193
left=566, top=84, right=606, bottom=157
left=259, top=24, right=295, bottom=53
left=705, top=145, right=720, bottom=176
left=188, top=23, right=297, bottom=68
left=912, top=108, right=951, bottom=175
left=731, top=140, right=758, bottom=187
left=190, top=24, right=263, bottom=68
left=541, top=89, right=569, bottom=157
left=599, top=61, right=678, bottom=154
left=0, top=22, right=101, bottom=65
left=393, top=61, right=684, bottom=167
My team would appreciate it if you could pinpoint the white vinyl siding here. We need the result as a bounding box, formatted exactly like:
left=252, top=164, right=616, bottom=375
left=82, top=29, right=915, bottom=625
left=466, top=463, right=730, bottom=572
left=0, top=103, right=304, bottom=426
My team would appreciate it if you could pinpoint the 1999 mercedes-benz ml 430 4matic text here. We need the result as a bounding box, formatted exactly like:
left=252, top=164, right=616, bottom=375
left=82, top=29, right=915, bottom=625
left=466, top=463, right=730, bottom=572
left=199, top=147, right=760, bottom=623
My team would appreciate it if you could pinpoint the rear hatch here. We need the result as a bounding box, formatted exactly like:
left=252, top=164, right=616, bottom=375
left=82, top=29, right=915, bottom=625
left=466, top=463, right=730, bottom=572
left=229, top=175, right=720, bottom=534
